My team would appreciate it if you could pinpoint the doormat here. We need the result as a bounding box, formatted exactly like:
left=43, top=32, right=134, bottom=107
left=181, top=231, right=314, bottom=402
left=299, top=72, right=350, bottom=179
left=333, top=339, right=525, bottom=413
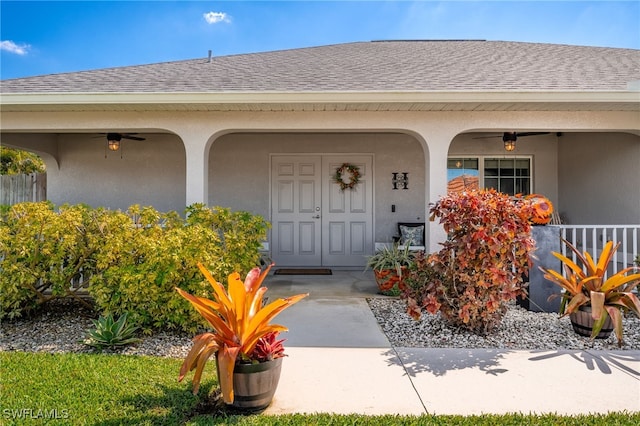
left=274, top=268, right=332, bottom=276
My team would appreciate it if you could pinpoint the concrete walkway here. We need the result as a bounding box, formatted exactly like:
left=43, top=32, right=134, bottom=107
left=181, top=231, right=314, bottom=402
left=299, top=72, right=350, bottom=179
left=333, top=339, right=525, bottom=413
left=262, top=270, right=640, bottom=416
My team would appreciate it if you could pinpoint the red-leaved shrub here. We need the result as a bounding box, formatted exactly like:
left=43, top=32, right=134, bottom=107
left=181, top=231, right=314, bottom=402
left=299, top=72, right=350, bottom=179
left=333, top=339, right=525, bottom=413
left=403, top=189, right=536, bottom=334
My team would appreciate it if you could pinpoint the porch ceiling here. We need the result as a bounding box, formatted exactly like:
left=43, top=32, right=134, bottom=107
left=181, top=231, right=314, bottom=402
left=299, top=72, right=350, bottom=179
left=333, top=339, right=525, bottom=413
left=2, top=91, right=638, bottom=113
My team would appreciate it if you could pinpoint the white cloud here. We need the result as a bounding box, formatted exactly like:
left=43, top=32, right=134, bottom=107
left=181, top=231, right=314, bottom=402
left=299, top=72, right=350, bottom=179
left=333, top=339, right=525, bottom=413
left=203, top=11, right=231, bottom=24
left=1, top=40, right=30, bottom=55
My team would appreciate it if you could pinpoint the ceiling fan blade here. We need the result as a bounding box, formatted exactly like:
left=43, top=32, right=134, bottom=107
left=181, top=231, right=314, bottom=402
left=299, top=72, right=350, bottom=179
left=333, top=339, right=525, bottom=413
left=122, top=135, right=146, bottom=141
left=472, top=135, right=503, bottom=139
left=473, top=131, right=552, bottom=140
left=516, top=132, right=550, bottom=137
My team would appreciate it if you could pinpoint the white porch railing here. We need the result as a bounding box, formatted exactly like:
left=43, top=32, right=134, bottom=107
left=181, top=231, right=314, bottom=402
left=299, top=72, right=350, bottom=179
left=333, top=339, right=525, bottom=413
left=557, top=225, right=640, bottom=277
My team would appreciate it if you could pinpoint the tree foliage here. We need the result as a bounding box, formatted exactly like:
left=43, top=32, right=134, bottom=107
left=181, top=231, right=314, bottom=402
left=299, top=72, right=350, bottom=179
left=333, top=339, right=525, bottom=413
left=0, top=146, right=46, bottom=175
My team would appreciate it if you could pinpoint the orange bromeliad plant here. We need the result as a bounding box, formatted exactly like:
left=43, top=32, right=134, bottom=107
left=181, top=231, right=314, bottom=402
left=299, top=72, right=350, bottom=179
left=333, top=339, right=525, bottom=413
left=541, top=239, right=640, bottom=345
left=176, top=263, right=307, bottom=403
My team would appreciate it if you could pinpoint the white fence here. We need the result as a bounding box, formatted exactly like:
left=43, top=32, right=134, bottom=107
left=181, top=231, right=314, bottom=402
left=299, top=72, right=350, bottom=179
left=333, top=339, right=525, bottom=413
left=0, top=173, right=47, bottom=205
left=557, top=225, right=639, bottom=276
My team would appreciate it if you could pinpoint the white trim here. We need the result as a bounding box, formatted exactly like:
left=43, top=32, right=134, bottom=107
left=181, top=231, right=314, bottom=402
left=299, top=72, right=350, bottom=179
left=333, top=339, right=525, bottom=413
left=2, top=90, right=638, bottom=106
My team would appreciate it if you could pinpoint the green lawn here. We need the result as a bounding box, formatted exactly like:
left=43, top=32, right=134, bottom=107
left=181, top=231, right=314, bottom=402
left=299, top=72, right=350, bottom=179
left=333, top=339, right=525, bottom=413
left=1, top=352, right=638, bottom=425
left=0, top=352, right=205, bottom=425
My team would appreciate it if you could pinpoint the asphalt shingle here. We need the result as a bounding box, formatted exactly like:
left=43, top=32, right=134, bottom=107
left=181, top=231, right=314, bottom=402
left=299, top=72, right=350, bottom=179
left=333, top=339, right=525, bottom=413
left=2, top=40, right=639, bottom=93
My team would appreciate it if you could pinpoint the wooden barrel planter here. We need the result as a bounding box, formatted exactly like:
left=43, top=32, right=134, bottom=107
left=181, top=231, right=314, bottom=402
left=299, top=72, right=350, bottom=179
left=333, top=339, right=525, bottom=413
left=227, top=357, right=283, bottom=411
left=569, top=307, right=613, bottom=339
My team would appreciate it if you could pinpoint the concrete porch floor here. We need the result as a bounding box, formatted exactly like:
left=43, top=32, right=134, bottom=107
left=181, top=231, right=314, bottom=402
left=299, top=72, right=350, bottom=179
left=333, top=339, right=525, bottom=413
left=265, top=269, right=389, bottom=348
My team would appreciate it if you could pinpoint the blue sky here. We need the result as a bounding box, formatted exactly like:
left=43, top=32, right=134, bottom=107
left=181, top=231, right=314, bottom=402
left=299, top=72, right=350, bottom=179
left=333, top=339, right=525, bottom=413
left=1, top=1, right=639, bottom=80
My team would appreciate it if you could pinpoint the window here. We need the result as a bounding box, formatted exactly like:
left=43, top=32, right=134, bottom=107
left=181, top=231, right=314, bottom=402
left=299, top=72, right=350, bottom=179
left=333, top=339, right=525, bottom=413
left=448, top=157, right=531, bottom=196
left=447, top=158, right=479, bottom=193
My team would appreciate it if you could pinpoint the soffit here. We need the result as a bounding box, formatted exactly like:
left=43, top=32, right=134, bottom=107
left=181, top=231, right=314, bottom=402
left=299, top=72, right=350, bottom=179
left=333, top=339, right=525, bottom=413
left=2, top=91, right=638, bottom=112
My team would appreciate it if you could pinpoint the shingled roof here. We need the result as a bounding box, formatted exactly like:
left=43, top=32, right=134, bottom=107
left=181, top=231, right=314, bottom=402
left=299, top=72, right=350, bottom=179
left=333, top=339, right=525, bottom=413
left=3, top=40, right=639, bottom=93
left=2, top=40, right=639, bottom=113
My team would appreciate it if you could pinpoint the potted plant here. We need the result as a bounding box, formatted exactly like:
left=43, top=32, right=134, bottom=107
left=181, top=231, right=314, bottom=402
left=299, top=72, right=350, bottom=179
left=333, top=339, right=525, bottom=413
left=176, top=263, right=307, bottom=411
left=540, top=239, right=640, bottom=346
left=636, top=254, right=640, bottom=288
left=366, top=243, right=414, bottom=295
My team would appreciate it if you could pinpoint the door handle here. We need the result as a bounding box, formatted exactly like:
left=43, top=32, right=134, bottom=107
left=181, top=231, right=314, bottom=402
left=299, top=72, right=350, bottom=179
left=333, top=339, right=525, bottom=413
left=312, top=215, right=321, bottom=219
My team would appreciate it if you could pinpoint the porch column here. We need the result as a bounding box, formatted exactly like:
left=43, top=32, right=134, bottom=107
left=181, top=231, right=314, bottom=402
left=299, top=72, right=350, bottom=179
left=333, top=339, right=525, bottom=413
left=426, top=135, right=452, bottom=253
left=411, top=126, right=459, bottom=253
left=176, top=130, right=210, bottom=207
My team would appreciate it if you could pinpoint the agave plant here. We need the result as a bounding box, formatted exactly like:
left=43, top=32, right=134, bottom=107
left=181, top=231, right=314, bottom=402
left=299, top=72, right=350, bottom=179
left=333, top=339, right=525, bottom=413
left=83, top=312, right=141, bottom=349
left=176, top=263, right=307, bottom=404
left=541, top=239, right=640, bottom=345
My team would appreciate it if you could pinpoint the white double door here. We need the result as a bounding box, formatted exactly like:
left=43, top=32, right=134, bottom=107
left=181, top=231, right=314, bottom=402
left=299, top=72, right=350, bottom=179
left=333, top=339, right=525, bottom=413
left=271, top=154, right=373, bottom=267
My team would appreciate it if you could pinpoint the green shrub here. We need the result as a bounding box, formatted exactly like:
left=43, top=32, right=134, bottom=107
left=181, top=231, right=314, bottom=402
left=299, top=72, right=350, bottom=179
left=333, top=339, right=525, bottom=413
left=88, top=206, right=224, bottom=332
left=89, top=204, right=269, bottom=333
left=0, top=202, right=48, bottom=318
left=0, top=202, right=100, bottom=319
left=0, top=202, right=269, bottom=332
left=185, top=203, right=270, bottom=274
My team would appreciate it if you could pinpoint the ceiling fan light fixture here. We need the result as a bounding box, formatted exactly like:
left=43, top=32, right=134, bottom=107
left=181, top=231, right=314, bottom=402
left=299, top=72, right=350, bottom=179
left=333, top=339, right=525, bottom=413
left=108, top=139, right=120, bottom=151
left=106, top=133, right=122, bottom=151
left=504, top=140, right=516, bottom=151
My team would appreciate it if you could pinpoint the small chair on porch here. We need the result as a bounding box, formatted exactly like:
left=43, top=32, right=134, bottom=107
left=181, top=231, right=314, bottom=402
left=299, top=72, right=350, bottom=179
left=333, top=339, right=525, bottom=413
left=393, top=222, right=426, bottom=251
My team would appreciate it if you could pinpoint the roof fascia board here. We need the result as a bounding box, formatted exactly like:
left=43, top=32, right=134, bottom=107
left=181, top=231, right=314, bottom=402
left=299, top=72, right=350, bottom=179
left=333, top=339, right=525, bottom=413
left=2, top=91, right=639, bottom=106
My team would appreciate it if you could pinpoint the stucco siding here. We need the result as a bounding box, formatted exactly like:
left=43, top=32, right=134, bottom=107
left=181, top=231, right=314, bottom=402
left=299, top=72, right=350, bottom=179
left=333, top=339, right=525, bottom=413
left=558, top=132, right=640, bottom=224
left=46, top=133, right=186, bottom=212
left=208, top=132, right=426, bottom=244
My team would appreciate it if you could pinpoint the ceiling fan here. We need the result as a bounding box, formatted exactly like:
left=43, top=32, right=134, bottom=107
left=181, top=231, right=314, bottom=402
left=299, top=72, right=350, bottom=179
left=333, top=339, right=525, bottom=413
left=97, top=132, right=146, bottom=157
left=473, top=131, right=551, bottom=151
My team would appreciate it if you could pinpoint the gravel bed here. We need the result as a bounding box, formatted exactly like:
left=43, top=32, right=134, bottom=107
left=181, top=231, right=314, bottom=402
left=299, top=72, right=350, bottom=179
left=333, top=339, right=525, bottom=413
left=368, top=298, right=640, bottom=350
left=0, top=300, right=192, bottom=359
left=1, top=298, right=638, bottom=358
